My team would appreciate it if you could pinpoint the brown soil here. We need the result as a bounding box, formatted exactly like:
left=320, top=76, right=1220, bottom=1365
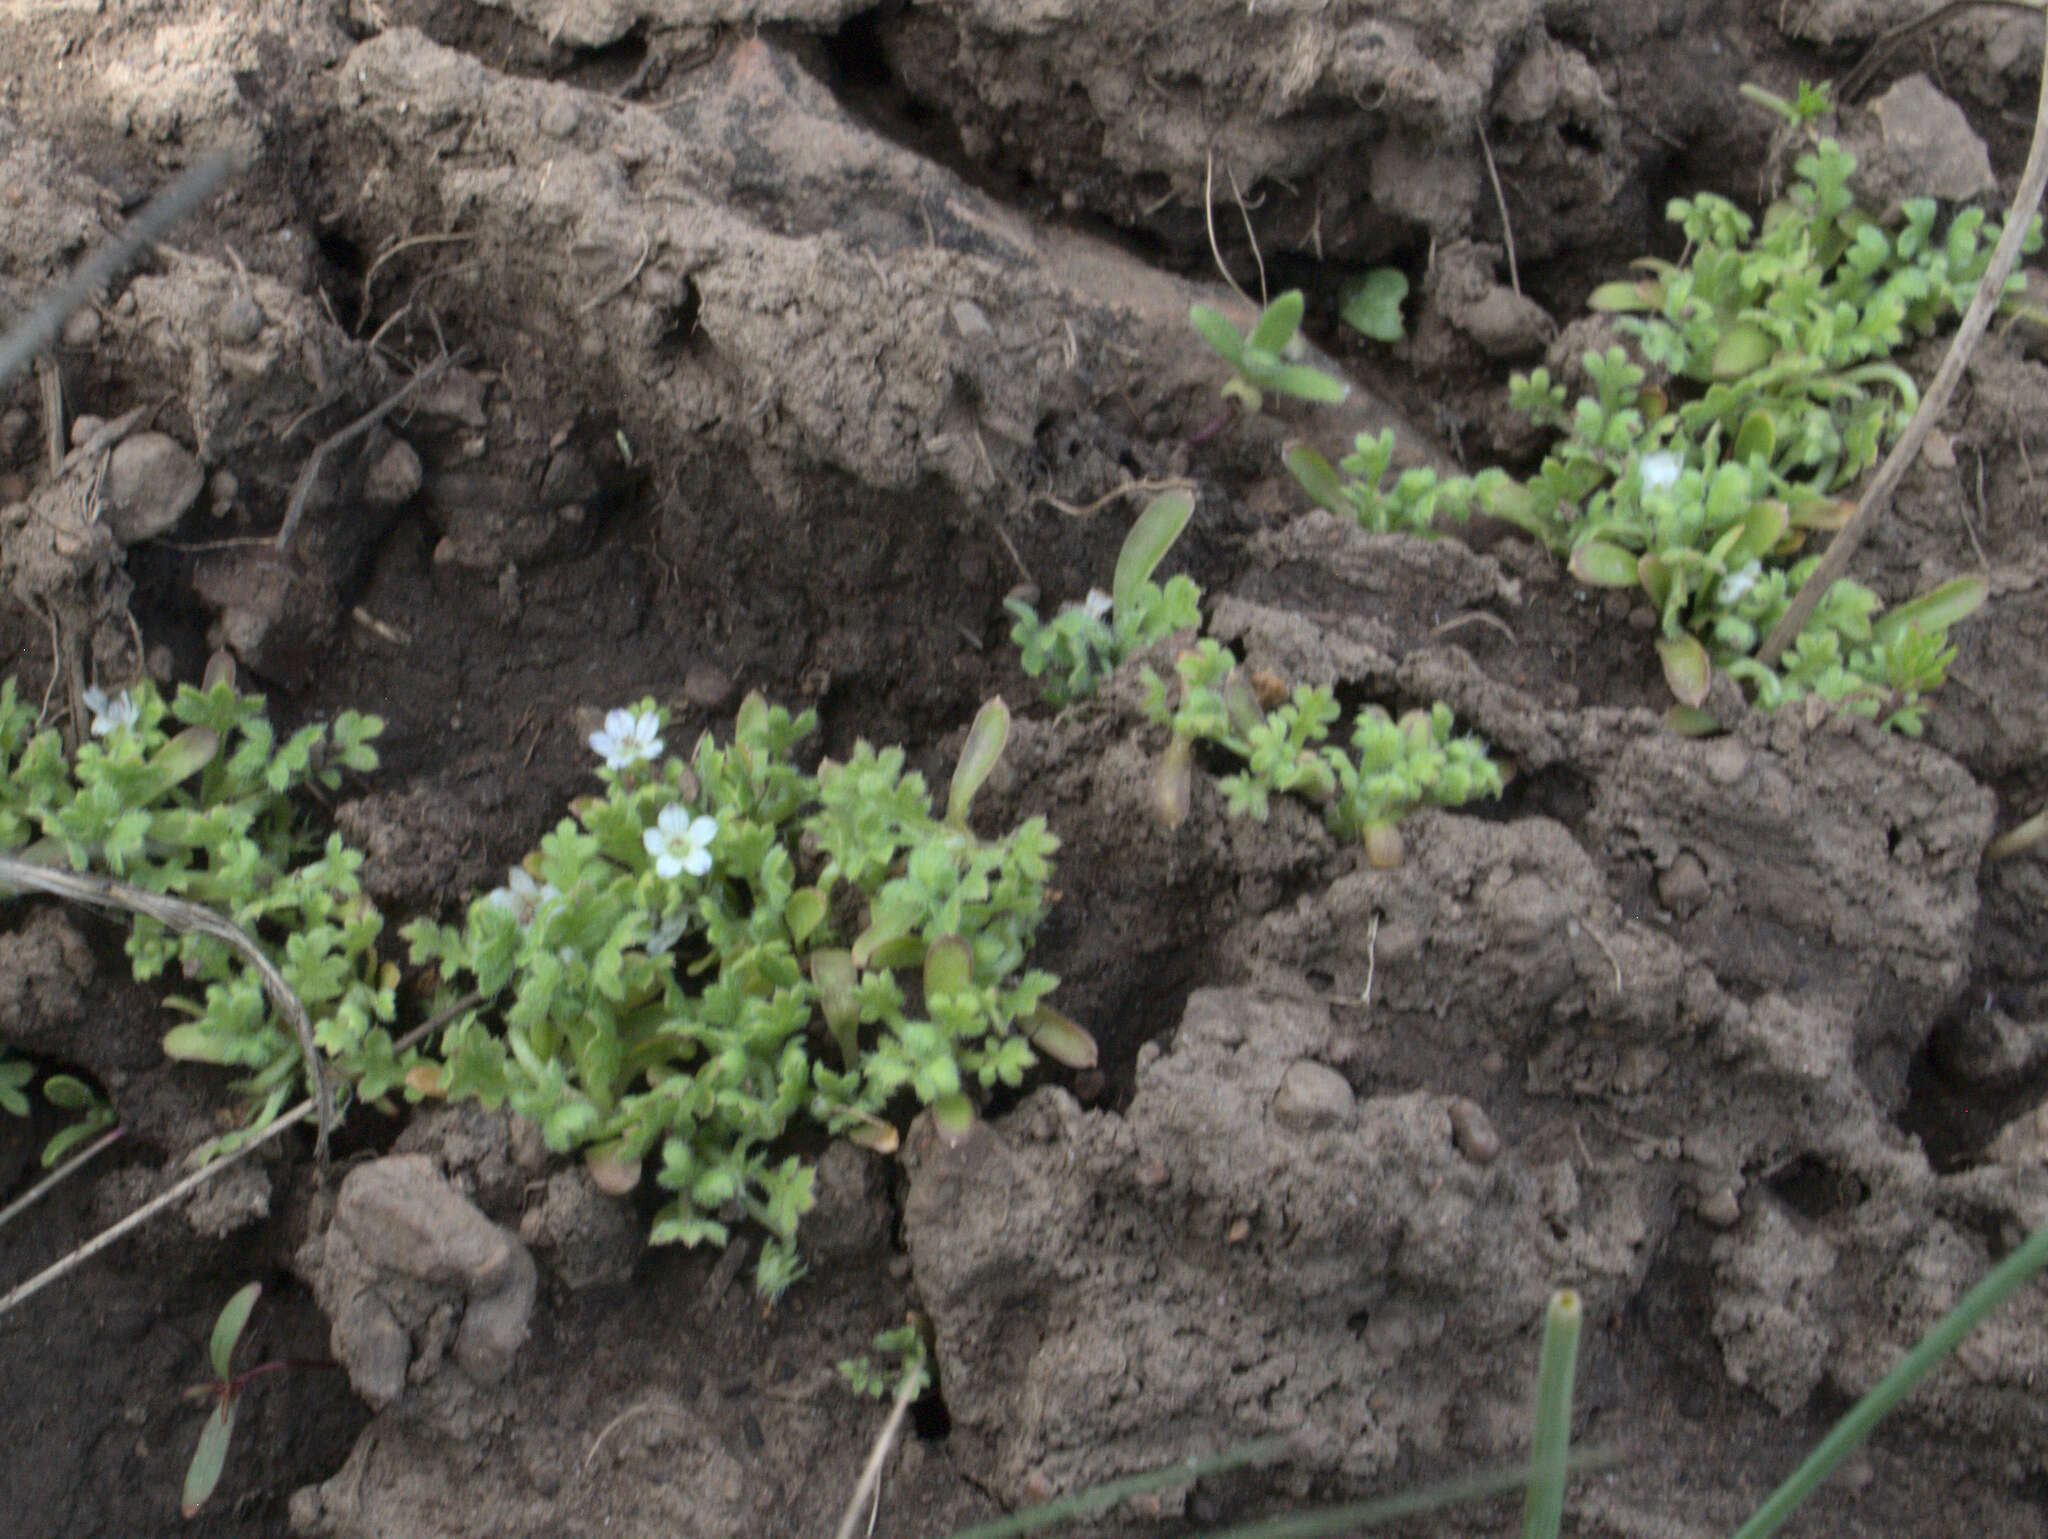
left=2, top=2, right=2046, bottom=1537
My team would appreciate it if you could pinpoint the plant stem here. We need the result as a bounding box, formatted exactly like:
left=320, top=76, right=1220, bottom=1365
left=1758, top=17, right=2048, bottom=667
left=1727, top=1214, right=2048, bottom=1539
left=0, top=1125, right=124, bottom=1234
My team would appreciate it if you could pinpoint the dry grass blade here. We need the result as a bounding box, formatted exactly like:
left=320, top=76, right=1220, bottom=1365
left=0, top=852, right=334, bottom=1160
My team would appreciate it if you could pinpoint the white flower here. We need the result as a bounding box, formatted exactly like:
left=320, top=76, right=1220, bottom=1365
left=1639, top=452, right=1682, bottom=493
left=485, top=868, right=560, bottom=928
left=1082, top=589, right=1114, bottom=623
left=82, top=686, right=138, bottom=737
left=1719, top=562, right=1762, bottom=605
left=645, top=805, right=718, bottom=880
left=589, top=707, right=663, bottom=771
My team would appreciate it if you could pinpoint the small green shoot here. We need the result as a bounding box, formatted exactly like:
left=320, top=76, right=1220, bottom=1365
left=1340, top=267, right=1409, bottom=343
left=1739, top=79, right=1833, bottom=129
left=1189, top=291, right=1351, bottom=414
left=1007, top=491, right=1201, bottom=706
left=1521, top=1289, right=1583, bottom=1539
left=838, top=1319, right=933, bottom=1401
left=181, top=1282, right=335, bottom=1518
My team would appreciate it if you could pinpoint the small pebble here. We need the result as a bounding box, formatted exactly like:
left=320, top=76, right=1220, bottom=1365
left=540, top=98, right=580, bottom=138
left=679, top=663, right=733, bottom=711
left=1271, top=1059, right=1355, bottom=1133
left=1657, top=850, right=1710, bottom=917
left=1225, top=1217, right=1252, bottom=1245
left=214, top=292, right=264, bottom=347
left=1698, top=1187, right=1742, bottom=1228
left=1703, top=740, right=1750, bottom=786
left=951, top=299, right=994, bottom=340
left=363, top=435, right=422, bottom=508
left=207, top=467, right=238, bottom=516
left=61, top=307, right=101, bottom=348
left=103, top=431, right=203, bottom=543
left=1448, top=1098, right=1501, bottom=1164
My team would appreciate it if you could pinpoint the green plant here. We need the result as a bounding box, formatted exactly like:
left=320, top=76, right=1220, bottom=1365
left=1275, top=124, right=2022, bottom=728
left=406, top=693, right=1085, bottom=1300
left=0, top=1056, right=113, bottom=1166
left=1340, top=266, right=1410, bottom=343
left=1006, top=491, right=1201, bottom=705
left=1143, top=640, right=1503, bottom=867
left=839, top=1319, right=933, bottom=1400
left=1739, top=78, right=1834, bottom=130
left=0, top=667, right=397, bottom=1146
left=180, top=1282, right=336, bottom=1517
left=1189, top=290, right=1351, bottom=414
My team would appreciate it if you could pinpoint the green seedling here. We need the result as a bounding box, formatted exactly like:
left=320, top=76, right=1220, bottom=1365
left=0, top=1058, right=115, bottom=1167
left=1339, top=266, right=1410, bottom=343
left=1143, top=641, right=1503, bottom=866
left=1284, top=429, right=1501, bottom=536
left=0, top=666, right=399, bottom=1150
left=1521, top=1290, right=1583, bottom=1539
left=181, top=1282, right=335, bottom=1517
left=1738, top=78, right=1834, bottom=130
left=407, top=692, right=1081, bottom=1299
left=1007, top=491, right=1201, bottom=706
left=1189, top=290, right=1351, bottom=418
left=838, top=1318, right=933, bottom=1401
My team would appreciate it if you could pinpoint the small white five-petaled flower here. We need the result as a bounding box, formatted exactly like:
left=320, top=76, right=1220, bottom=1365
left=485, top=868, right=560, bottom=928
left=646, top=805, right=718, bottom=879
left=1081, top=589, right=1114, bottom=623
left=1639, top=451, right=1682, bottom=494
left=589, top=707, right=664, bottom=771
left=82, top=686, right=139, bottom=737
left=1719, top=562, right=1762, bottom=605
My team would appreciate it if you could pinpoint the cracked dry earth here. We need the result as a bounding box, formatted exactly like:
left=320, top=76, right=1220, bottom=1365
left=3, top=1, right=2048, bottom=1536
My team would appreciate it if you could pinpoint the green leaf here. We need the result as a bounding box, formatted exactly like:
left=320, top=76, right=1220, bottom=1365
left=946, top=697, right=1011, bottom=831
left=931, top=1092, right=975, bottom=1142
left=1710, top=322, right=1776, bottom=378
left=1569, top=540, right=1643, bottom=588
left=1111, top=492, right=1195, bottom=619
left=209, top=1282, right=262, bottom=1381
left=1262, top=363, right=1352, bottom=404
left=1587, top=279, right=1661, bottom=312
left=1189, top=304, right=1246, bottom=366
left=1657, top=634, right=1713, bottom=707
left=1340, top=267, right=1409, bottom=342
left=181, top=1397, right=239, bottom=1518
left=1247, top=289, right=1306, bottom=356
left=1871, top=576, right=1988, bottom=646
left=1283, top=441, right=1350, bottom=516
left=1023, top=1006, right=1096, bottom=1070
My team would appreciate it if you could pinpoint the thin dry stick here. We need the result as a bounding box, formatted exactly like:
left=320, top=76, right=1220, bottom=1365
left=0, top=1100, right=310, bottom=1319
left=275, top=351, right=458, bottom=553
left=357, top=231, right=473, bottom=333
left=0, top=990, right=482, bottom=1321
left=0, top=853, right=334, bottom=1160
left=0, top=150, right=236, bottom=391
left=1477, top=122, right=1521, bottom=297
left=1033, top=476, right=1197, bottom=518
left=1758, top=14, right=2048, bottom=667
left=0, top=1126, right=125, bottom=1234
left=1203, top=151, right=1255, bottom=308
left=831, top=1366, right=921, bottom=1539
left=1223, top=161, right=1269, bottom=307
left=578, top=229, right=653, bottom=315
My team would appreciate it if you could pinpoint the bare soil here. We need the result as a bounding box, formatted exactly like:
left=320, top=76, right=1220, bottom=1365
left=2, top=2, right=2046, bottom=1537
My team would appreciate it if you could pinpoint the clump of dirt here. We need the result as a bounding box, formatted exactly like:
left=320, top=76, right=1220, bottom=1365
left=3, top=2, right=2048, bottom=1537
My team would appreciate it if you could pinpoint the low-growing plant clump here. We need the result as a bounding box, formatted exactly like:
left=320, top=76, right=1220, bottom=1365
left=405, top=692, right=1085, bottom=1298
left=1197, top=98, right=2031, bottom=733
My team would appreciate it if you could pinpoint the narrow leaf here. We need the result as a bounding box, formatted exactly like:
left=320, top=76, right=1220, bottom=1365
left=1871, top=576, right=1989, bottom=645
left=946, top=697, right=1011, bottom=830
left=1189, top=304, right=1246, bottom=365
left=1283, top=441, right=1350, bottom=516
left=209, top=1282, right=261, bottom=1382
left=1112, top=493, right=1196, bottom=619
left=1586, top=279, right=1661, bottom=312
left=1263, top=363, right=1351, bottom=404
left=181, top=1398, right=239, bottom=1518
left=1247, top=290, right=1306, bottom=356
left=1521, top=1290, right=1582, bottom=1539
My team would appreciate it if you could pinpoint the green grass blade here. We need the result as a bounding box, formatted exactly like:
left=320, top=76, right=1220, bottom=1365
left=1111, top=491, right=1194, bottom=617
left=1198, top=1450, right=1616, bottom=1539
left=941, top=1438, right=1292, bottom=1539
left=208, top=1281, right=261, bottom=1381
left=1522, top=1289, right=1583, bottom=1539
left=1727, top=1215, right=2048, bottom=1539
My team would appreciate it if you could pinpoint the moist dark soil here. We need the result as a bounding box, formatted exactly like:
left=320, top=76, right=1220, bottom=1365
left=3, top=2, right=2047, bottom=1537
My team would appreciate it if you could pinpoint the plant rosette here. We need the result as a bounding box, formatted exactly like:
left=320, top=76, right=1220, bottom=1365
left=406, top=694, right=1087, bottom=1299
